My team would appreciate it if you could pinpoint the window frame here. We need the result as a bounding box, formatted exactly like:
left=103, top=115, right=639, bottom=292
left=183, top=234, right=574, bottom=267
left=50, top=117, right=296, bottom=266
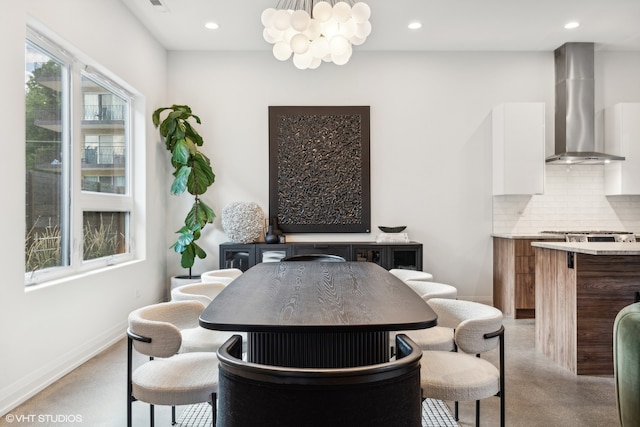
left=25, top=26, right=137, bottom=286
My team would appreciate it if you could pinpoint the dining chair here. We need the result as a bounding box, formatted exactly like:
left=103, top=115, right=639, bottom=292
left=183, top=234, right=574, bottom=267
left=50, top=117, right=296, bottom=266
left=215, top=333, right=423, bottom=427
left=389, top=268, right=434, bottom=282
left=127, top=301, right=219, bottom=427
left=170, top=282, right=248, bottom=351
left=171, top=281, right=227, bottom=306
left=405, top=280, right=457, bottom=300
left=201, top=268, right=243, bottom=283
left=281, top=253, right=346, bottom=262
left=419, top=298, right=505, bottom=427
left=393, top=280, right=457, bottom=352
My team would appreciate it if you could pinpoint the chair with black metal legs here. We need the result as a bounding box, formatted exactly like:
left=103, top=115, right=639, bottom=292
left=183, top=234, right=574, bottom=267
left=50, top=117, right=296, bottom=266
left=419, top=298, right=505, bottom=427
left=127, top=301, right=219, bottom=427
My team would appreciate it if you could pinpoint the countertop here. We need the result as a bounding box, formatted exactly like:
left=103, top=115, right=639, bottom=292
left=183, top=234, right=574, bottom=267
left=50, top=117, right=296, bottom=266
left=491, top=233, right=564, bottom=239
left=531, top=241, right=640, bottom=255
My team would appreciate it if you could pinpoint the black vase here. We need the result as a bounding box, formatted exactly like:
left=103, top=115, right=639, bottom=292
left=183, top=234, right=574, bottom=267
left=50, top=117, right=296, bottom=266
left=265, top=225, right=279, bottom=244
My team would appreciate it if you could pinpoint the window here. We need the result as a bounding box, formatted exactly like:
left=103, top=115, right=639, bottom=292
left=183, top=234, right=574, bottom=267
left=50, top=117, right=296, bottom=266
left=25, top=28, right=134, bottom=285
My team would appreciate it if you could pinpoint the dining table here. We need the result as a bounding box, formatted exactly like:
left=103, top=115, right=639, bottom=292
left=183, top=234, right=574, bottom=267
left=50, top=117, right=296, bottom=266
left=199, top=261, right=437, bottom=368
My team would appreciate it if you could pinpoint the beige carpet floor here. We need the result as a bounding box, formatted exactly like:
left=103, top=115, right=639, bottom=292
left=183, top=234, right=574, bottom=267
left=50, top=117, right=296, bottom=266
left=0, top=319, right=618, bottom=426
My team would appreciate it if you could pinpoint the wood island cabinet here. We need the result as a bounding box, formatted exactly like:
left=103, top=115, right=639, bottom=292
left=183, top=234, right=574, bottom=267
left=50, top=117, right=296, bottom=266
left=493, top=237, right=561, bottom=319
left=532, top=242, right=640, bottom=375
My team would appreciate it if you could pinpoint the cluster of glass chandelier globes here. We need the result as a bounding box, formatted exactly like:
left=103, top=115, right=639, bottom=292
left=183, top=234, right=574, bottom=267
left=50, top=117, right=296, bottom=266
left=261, top=1, right=372, bottom=69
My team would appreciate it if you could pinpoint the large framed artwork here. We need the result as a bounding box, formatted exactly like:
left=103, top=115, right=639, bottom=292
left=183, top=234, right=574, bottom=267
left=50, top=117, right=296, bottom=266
left=269, top=106, right=371, bottom=233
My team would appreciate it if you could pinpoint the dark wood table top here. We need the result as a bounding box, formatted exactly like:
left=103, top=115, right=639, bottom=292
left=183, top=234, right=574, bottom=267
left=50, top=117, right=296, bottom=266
left=199, top=261, right=437, bottom=333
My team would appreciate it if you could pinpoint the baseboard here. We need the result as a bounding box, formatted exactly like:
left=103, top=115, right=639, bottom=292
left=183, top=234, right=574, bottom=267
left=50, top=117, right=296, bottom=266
left=0, top=321, right=126, bottom=417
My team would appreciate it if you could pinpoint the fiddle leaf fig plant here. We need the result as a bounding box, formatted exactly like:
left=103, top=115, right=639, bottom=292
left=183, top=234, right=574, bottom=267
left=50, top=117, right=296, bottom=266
left=152, top=104, right=216, bottom=276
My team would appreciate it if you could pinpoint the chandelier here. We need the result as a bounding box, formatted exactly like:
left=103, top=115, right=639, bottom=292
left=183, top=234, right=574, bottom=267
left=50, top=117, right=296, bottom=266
left=261, top=0, right=372, bottom=69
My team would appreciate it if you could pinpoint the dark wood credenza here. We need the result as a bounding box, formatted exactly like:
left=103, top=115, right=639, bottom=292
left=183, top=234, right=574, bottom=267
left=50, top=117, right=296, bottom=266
left=219, top=241, right=423, bottom=272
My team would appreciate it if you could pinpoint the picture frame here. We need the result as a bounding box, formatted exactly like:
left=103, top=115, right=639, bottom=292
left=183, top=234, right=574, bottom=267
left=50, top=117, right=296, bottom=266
left=269, top=106, right=371, bottom=233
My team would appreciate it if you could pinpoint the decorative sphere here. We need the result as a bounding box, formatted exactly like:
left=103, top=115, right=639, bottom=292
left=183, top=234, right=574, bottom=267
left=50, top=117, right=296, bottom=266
left=221, top=202, right=265, bottom=244
left=304, top=19, right=322, bottom=40
left=261, top=8, right=276, bottom=27
left=273, top=9, right=292, bottom=31
left=291, top=10, right=311, bottom=32
left=339, top=18, right=357, bottom=39
left=332, top=46, right=352, bottom=65
left=349, top=35, right=366, bottom=45
left=309, top=57, right=322, bottom=69
left=332, top=2, right=352, bottom=23
left=351, top=2, right=371, bottom=23
left=310, top=36, right=330, bottom=58
left=263, top=28, right=277, bottom=44
left=321, top=18, right=340, bottom=38
left=293, top=51, right=314, bottom=69
left=329, top=35, right=349, bottom=56
left=355, top=20, right=372, bottom=38
left=312, top=1, right=333, bottom=23
left=273, top=42, right=293, bottom=61
left=266, top=26, right=285, bottom=42
left=290, top=33, right=310, bottom=54
left=283, top=27, right=297, bottom=42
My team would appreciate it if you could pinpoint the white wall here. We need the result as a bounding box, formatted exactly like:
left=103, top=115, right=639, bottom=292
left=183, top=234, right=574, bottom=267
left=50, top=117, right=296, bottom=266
left=165, top=50, right=555, bottom=302
left=166, top=49, right=640, bottom=302
left=0, top=0, right=168, bottom=415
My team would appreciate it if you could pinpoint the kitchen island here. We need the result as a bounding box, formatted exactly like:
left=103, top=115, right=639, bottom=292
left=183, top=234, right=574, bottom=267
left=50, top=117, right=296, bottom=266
left=531, top=241, right=640, bottom=375
left=492, top=233, right=564, bottom=319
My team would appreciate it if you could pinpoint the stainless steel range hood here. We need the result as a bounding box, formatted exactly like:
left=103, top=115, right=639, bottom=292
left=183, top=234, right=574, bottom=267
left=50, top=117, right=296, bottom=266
left=546, top=42, right=625, bottom=164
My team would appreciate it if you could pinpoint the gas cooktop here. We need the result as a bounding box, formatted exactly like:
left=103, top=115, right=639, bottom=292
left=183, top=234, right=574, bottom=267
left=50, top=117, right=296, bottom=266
left=540, top=230, right=636, bottom=243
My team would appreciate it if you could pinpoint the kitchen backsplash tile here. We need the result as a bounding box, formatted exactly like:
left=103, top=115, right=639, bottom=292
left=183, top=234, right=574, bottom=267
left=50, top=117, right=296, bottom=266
left=493, top=165, right=640, bottom=234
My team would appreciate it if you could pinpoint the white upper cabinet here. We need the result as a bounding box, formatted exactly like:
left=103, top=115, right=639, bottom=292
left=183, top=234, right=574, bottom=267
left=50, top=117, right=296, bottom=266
left=492, top=103, right=545, bottom=195
left=605, top=103, right=640, bottom=195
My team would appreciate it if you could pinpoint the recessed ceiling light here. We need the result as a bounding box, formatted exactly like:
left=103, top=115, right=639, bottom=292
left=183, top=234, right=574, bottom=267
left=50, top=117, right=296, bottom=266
left=205, top=22, right=219, bottom=30
left=564, top=21, right=580, bottom=30
left=408, top=22, right=422, bottom=30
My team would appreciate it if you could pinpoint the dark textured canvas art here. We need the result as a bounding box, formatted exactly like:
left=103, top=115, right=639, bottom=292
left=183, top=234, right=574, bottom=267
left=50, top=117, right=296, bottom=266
left=269, top=106, right=370, bottom=233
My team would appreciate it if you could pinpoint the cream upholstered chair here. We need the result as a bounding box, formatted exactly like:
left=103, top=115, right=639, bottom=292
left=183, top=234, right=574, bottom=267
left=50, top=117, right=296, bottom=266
left=420, top=298, right=505, bottom=427
left=389, top=268, right=434, bottom=282
left=171, top=281, right=227, bottom=305
left=393, top=281, right=457, bottom=352
left=171, top=282, right=247, bottom=350
left=127, top=301, right=219, bottom=427
left=201, top=268, right=243, bottom=284
left=405, top=280, right=457, bottom=300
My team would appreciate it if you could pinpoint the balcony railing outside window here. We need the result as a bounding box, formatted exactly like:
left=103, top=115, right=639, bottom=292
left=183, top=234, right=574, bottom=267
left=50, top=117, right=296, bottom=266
left=83, top=104, right=125, bottom=121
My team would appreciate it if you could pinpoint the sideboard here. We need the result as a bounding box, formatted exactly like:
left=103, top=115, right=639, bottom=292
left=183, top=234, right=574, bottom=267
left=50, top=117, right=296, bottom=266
left=219, top=241, right=423, bottom=272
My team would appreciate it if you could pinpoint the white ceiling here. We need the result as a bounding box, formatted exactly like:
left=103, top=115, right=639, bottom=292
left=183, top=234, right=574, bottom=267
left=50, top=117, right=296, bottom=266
left=122, top=0, right=640, bottom=52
